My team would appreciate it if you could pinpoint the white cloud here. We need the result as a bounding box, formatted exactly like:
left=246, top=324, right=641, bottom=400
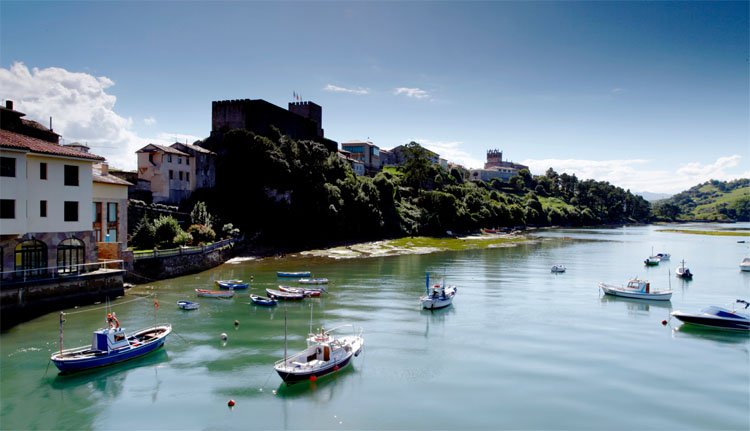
left=521, top=155, right=749, bottom=194
left=394, top=87, right=430, bottom=99
left=144, top=116, right=156, bottom=126
left=0, top=62, right=156, bottom=170
left=405, top=139, right=485, bottom=169
left=323, top=84, right=369, bottom=95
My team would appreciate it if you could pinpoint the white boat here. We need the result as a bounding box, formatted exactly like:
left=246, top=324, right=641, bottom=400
left=274, top=323, right=364, bottom=384
left=740, top=258, right=750, bottom=272
left=655, top=253, right=670, bottom=261
left=551, top=264, right=566, bottom=273
left=671, top=300, right=749, bottom=331
left=598, top=278, right=672, bottom=301
left=675, top=260, right=693, bottom=279
left=298, top=278, right=329, bottom=285
left=420, top=272, right=457, bottom=310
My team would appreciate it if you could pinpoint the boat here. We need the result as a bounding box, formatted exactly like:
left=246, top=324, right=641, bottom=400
left=274, top=322, right=364, bottom=385
left=250, top=294, right=278, bottom=306
left=671, top=300, right=750, bottom=331
left=177, top=300, right=200, bottom=310
left=298, top=278, right=329, bottom=285
left=740, top=258, right=750, bottom=272
left=51, top=312, right=171, bottom=373
left=598, top=278, right=672, bottom=301
left=551, top=264, right=566, bottom=273
left=675, top=260, right=693, bottom=279
left=277, top=271, right=312, bottom=278
left=644, top=256, right=660, bottom=266
left=215, top=279, right=249, bottom=289
left=420, top=272, right=457, bottom=310
left=278, top=285, right=322, bottom=297
left=265, top=288, right=305, bottom=300
left=656, top=253, right=670, bottom=261
left=195, top=289, right=235, bottom=298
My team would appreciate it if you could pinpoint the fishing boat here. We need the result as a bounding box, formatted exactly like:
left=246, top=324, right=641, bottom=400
left=656, top=253, right=670, bottom=261
left=298, top=278, right=329, bottom=285
left=740, top=258, right=750, bottom=272
left=274, top=321, right=364, bottom=385
left=215, top=279, right=249, bottom=289
left=278, top=285, right=322, bottom=297
left=195, top=289, right=235, bottom=298
left=644, top=256, right=660, bottom=266
left=420, top=272, right=457, bottom=310
left=250, top=294, right=278, bottom=307
left=551, top=264, right=566, bottom=273
left=177, top=300, right=200, bottom=310
left=671, top=300, right=749, bottom=331
left=598, top=278, right=672, bottom=301
left=675, top=260, right=693, bottom=279
left=51, top=312, right=171, bottom=373
left=266, top=288, right=305, bottom=300
left=277, top=271, right=312, bottom=278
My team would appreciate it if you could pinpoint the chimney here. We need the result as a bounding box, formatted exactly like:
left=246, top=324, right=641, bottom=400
left=5, top=100, right=13, bottom=110
left=100, top=163, right=109, bottom=175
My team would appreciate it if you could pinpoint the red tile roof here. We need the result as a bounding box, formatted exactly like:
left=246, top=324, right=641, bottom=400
left=0, top=129, right=105, bottom=161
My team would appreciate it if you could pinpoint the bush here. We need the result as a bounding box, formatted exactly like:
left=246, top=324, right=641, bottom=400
left=222, top=223, right=241, bottom=239
left=174, top=231, right=193, bottom=246
left=130, top=216, right=156, bottom=249
left=154, top=215, right=184, bottom=249
left=188, top=224, right=216, bottom=245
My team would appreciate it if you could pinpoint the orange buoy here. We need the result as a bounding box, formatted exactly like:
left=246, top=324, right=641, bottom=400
left=228, top=399, right=236, bottom=407
left=309, top=375, right=317, bottom=382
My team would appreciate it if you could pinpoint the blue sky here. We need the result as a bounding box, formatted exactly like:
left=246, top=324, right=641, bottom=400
left=1, top=1, right=747, bottom=194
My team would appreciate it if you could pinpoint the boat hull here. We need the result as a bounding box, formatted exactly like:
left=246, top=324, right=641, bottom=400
left=250, top=295, right=277, bottom=306
left=177, top=300, right=199, bottom=310
left=275, top=354, right=353, bottom=384
left=195, top=289, right=234, bottom=298
left=277, top=272, right=311, bottom=278
left=671, top=311, right=750, bottom=331
left=216, top=281, right=249, bottom=289
left=51, top=325, right=171, bottom=373
left=599, top=284, right=672, bottom=301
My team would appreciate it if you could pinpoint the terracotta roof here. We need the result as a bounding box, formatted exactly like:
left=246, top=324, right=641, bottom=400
left=136, top=143, right=190, bottom=156
left=93, top=164, right=132, bottom=186
left=172, top=142, right=215, bottom=155
left=0, top=129, right=104, bottom=161
left=21, top=118, right=60, bottom=136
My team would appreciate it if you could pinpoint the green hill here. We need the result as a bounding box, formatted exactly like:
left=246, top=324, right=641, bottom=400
left=652, top=179, right=750, bottom=221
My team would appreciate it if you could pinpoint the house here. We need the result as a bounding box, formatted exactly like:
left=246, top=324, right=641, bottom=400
left=136, top=143, right=192, bottom=204
left=170, top=142, right=217, bottom=190
left=469, top=149, right=529, bottom=182
left=340, top=140, right=381, bottom=175
left=338, top=149, right=365, bottom=176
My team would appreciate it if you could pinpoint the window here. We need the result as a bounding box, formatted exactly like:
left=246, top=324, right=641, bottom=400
left=0, top=199, right=15, bottom=218
left=179, top=171, right=183, bottom=181
left=40, top=162, right=47, bottom=180
left=40, top=200, right=47, bottom=217
left=178, top=157, right=182, bottom=164
left=57, top=237, right=84, bottom=275
left=64, top=165, right=79, bottom=186
left=107, top=202, right=118, bottom=242
left=186, top=158, right=190, bottom=166
left=0, top=157, right=16, bottom=177
left=64, top=201, right=78, bottom=222
left=169, top=170, right=174, bottom=180
left=168, top=154, right=172, bottom=163
left=186, top=173, right=190, bottom=182
left=93, top=202, right=102, bottom=242
left=15, top=239, right=48, bottom=278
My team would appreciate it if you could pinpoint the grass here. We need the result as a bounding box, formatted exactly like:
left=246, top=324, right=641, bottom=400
left=656, top=229, right=750, bottom=237
left=387, top=234, right=528, bottom=252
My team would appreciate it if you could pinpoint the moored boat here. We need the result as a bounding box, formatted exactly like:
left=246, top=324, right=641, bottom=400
left=644, top=256, right=660, bottom=266
left=51, top=312, right=171, bottom=373
left=656, top=253, right=670, bottom=261
left=598, top=278, right=672, bottom=301
left=675, top=260, right=693, bottom=279
left=250, top=294, right=278, bottom=306
left=215, top=279, right=249, bottom=289
left=298, top=278, right=329, bottom=285
left=671, top=300, right=749, bottom=331
left=277, top=271, right=312, bottom=278
left=195, top=289, right=235, bottom=298
left=177, top=300, right=200, bottom=310
left=551, top=264, right=566, bottom=273
left=278, top=285, right=322, bottom=297
left=740, top=258, right=750, bottom=272
left=266, top=288, right=305, bottom=300
left=420, top=272, right=457, bottom=310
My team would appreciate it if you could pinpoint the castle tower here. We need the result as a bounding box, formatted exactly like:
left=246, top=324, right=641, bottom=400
left=484, top=149, right=503, bottom=169
left=288, top=101, right=323, bottom=138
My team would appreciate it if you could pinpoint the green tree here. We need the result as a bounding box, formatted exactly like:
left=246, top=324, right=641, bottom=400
left=190, top=201, right=213, bottom=228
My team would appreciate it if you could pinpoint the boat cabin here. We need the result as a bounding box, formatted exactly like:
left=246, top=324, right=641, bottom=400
left=627, top=279, right=650, bottom=293
left=91, top=327, right=130, bottom=352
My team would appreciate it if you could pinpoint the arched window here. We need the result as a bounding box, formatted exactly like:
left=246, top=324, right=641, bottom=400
left=57, top=237, right=85, bottom=275
left=15, top=239, right=48, bottom=278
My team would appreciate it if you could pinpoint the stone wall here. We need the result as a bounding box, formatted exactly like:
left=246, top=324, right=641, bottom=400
left=127, top=244, right=235, bottom=283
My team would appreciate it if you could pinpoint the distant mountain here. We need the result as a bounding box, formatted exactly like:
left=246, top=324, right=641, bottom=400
left=635, top=191, right=672, bottom=202
left=651, top=179, right=749, bottom=221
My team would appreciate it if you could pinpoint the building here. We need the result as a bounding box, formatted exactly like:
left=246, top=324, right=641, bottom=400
left=135, top=143, right=192, bottom=204
left=338, top=150, right=365, bottom=176
left=210, top=98, right=337, bottom=152
left=0, top=101, right=105, bottom=279
left=469, top=149, right=529, bottom=182
left=340, top=140, right=381, bottom=175
left=171, top=142, right=217, bottom=190
left=92, top=162, right=132, bottom=246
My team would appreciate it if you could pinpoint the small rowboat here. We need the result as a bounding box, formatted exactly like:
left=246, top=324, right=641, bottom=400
left=277, top=271, right=311, bottom=278
left=216, top=279, right=249, bottom=289
left=177, top=300, right=200, bottom=310
left=278, top=285, right=322, bottom=297
left=250, top=294, right=278, bottom=307
left=265, top=288, right=305, bottom=300
left=298, top=278, right=329, bottom=285
left=195, top=289, right=235, bottom=298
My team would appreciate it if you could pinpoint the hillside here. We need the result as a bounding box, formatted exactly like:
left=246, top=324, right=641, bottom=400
left=652, top=179, right=750, bottom=221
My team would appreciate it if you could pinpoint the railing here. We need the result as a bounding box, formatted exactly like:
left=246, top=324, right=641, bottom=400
left=0, top=259, right=125, bottom=284
left=132, top=238, right=236, bottom=261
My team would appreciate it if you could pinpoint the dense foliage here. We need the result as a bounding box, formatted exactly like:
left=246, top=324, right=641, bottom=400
left=652, top=179, right=750, bottom=222
left=199, top=132, right=651, bottom=247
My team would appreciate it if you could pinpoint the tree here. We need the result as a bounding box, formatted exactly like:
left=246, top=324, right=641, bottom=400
left=190, top=201, right=213, bottom=228
left=402, top=142, right=432, bottom=190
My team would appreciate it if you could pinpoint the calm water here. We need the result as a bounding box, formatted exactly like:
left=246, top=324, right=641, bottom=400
left=1, top=224, right=749, bottom=430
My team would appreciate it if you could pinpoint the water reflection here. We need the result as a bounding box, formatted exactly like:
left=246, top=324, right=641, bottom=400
left=420, top=306, right=456, bottom=338
left=274, top=365, right=356, bottom=400
left=599, top=294, right=673, bottom=315
left=672, top=324, right=750, bottom=345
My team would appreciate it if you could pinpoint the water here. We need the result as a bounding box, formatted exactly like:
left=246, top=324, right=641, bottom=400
left=1, top=224, right=749, bottom=430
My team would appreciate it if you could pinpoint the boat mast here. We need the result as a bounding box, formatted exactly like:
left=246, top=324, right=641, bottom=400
left=58, top=312, right=65, bottom=354
left=284, top=308, right=288, bottom=364
left=425, top=272, right=430, bottom=295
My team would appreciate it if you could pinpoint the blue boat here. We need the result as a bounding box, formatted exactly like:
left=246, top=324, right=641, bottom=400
left=277, top=271, right=312, bottom=278
left=50, top=313, right=172, bottom=373
left=177, top=300, right=200, bottom=310
left=216, top=279, right=249, bottom=289
left=250, top=294, right=278, bottom=307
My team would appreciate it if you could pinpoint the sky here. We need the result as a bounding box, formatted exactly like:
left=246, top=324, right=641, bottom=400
left=0, top=1, right=748, bottom=195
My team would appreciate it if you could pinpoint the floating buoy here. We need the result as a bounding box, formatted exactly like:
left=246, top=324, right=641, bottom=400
left=661, top=320, right=668, bottom=326
left=234, top=320, right=240, bottom=326
left=227, top=399, right=235, bottom=407
left=220, top=333, right=228, bottom=341
left=309, top=375, right=317, bottom=382
left=333, top=365, right=339, bottom=371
